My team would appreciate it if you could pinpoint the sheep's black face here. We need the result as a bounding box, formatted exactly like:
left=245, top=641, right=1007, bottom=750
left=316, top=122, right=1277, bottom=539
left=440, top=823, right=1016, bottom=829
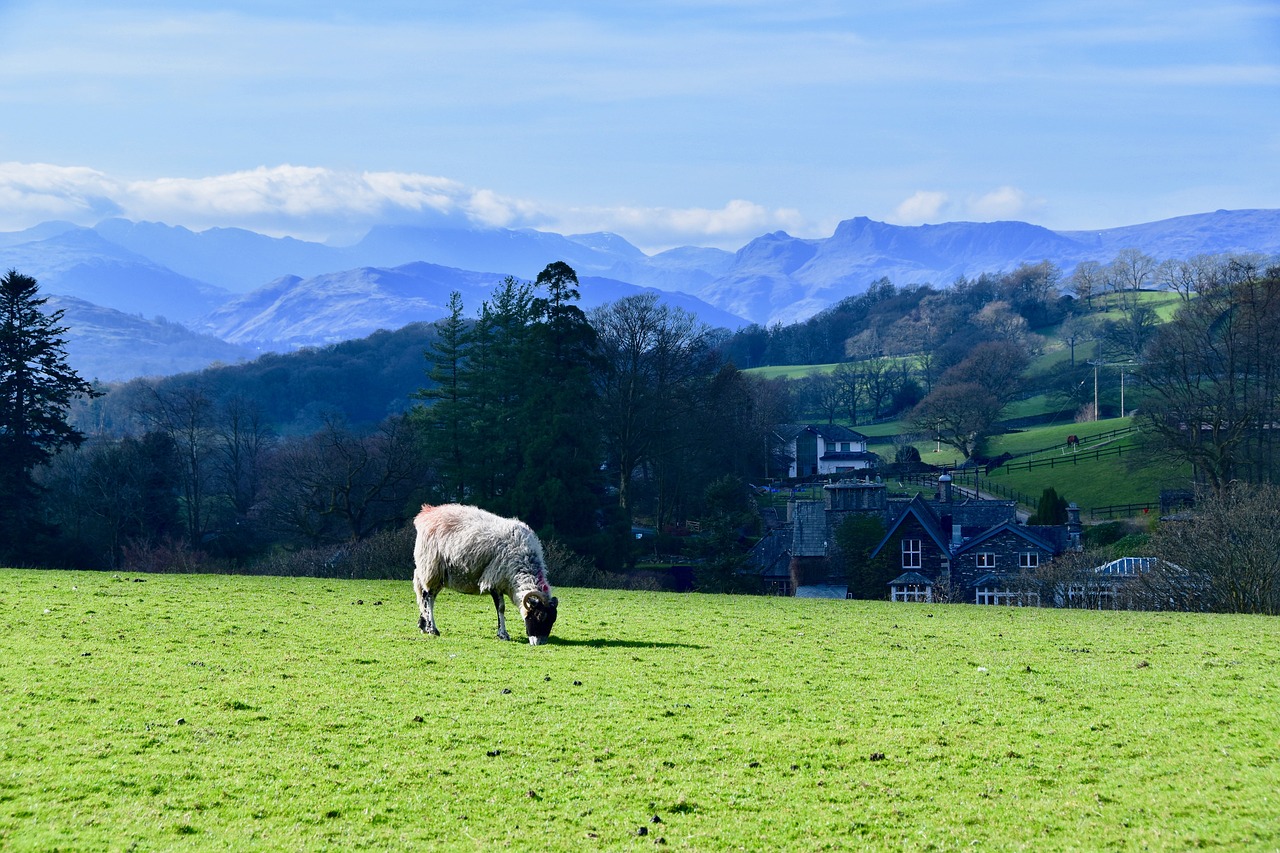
left=524, top=596, right=558, bottom=645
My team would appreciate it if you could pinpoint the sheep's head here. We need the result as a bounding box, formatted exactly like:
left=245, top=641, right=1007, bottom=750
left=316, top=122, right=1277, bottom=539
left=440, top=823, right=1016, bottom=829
left=522, top=592, right=558, bottom=645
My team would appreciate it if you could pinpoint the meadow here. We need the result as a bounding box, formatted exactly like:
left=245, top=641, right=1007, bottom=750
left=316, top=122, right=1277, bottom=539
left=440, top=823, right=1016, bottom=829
left=2, top=569, right=1277, bottom=850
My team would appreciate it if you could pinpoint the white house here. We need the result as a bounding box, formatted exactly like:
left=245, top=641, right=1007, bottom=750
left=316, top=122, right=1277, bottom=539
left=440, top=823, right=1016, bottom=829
left=780, top=424, right=877, bottom=478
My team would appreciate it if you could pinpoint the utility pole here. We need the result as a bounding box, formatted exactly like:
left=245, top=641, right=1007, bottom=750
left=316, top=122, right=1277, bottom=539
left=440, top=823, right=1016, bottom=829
left=1089, top=358, right=1101, bottom=421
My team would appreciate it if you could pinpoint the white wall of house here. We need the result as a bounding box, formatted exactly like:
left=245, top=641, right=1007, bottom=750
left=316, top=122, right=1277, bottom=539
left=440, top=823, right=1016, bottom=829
left=786, top=431, right=873, bottom=478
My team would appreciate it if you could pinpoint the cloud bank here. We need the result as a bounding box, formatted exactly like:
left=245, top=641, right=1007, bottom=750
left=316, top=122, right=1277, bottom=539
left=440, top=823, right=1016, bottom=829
left=890, top=186, right=1047, bottom=225
left=0, top=162, right=819, bottom=251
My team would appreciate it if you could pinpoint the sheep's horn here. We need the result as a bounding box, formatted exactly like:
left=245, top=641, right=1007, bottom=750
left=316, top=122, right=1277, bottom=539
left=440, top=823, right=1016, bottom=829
left=523, top=591, right=546, bottom=609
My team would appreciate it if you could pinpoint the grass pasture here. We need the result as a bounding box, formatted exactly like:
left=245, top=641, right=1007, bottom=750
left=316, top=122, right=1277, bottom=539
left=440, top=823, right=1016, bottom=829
left=2, top=570, right=1278, bottom=850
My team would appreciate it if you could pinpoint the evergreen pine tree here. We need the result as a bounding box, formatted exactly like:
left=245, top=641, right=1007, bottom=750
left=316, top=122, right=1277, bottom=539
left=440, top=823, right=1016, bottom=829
left=1029, top=487, right=1069, bottom=525
left=515, top=262, right=602, bottom=540
left=415, top=292, right=471, bottom=502
left=0, top=270, right=100, bottom=561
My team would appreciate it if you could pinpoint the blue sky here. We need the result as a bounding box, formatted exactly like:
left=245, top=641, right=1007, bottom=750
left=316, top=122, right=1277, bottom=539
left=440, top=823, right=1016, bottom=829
left=1, top=1, right=1277, bottom=250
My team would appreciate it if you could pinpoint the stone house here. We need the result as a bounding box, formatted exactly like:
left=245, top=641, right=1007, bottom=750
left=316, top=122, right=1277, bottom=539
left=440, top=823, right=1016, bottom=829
left=752, top=473, right=1081, bottom=604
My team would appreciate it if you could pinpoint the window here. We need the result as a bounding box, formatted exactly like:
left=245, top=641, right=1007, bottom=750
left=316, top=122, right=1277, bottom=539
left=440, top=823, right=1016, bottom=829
left=766, top=579, right=793, bottom=597
left=1019, top=552, right=1040, bottom=570
left=891, top=583, right=932, bottom=602
left=976, top=552, right=996, bottom=569
left=902, top=539, right=922, bottom=569
left=839, top=442, right=851, bottom=452
left=976, top=585, right=1040, bottom=607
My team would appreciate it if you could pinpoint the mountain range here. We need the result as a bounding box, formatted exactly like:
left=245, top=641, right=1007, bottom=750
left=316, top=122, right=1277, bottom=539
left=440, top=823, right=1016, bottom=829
left=2, top=208, right=1277, bottom=381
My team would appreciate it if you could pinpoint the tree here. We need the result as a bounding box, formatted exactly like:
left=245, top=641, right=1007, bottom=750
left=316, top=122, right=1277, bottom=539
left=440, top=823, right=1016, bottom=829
left=1028, top=487, right=1068, bottom=525
left=801, top=372, right=844, bottom=424
left=135, top=379, right=215, bottom=547
left=465, top=276, right=539, bottom=506
left=0, top=269, right=100, bottom=559
left=909, top=382, right=1000, bottom=460
left=1138, top=266, right=1280, bottom=490
left=1146, top=483, right=1280, bottom=614
left=1069, top=260, right=1104, bottom=309
left=1109, top=248, right=1157, bottom=308
left=414, top=292, right=471, bottom=502
left=938, top=339, right=1030, bottom=409
left=833, top=514, right=891, bottom=599
left=514, top=262, right=602, bottom=540
left=591, top=293, right=716, bottom=527
left=263, top=414, right=426, bottom=546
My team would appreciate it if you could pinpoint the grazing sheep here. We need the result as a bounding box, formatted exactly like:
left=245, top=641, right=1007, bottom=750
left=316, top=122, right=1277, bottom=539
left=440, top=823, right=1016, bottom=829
left=412, top=504, right=559, bottom=645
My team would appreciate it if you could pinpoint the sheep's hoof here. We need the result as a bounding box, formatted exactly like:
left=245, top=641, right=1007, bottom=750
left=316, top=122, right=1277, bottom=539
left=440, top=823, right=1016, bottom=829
left=496, top=630, right=510, bottom=641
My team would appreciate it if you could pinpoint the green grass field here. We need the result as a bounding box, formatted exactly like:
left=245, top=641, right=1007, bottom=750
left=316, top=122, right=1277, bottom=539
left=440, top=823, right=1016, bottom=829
left=3, top=570, right=1277, bottom=850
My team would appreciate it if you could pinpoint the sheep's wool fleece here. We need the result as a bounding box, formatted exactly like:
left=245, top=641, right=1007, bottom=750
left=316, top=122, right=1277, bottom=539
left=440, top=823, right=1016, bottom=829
left=413, top=504, right=551, bottom=608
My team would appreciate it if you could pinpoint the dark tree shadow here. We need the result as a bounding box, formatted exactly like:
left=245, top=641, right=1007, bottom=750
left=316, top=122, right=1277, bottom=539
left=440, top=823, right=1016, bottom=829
left=548, top=637, right=706, bottom=650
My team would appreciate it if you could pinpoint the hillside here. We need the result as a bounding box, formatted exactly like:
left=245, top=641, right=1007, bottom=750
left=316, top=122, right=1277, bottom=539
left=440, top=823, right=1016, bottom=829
left=50, top=296, right=253, bottom=382
left=200, top=262, right=749, bottom=350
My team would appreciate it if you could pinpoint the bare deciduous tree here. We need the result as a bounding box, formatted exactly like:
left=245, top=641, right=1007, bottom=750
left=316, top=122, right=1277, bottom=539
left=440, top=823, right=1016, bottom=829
left=1145, top=484, right=1280, bottom=614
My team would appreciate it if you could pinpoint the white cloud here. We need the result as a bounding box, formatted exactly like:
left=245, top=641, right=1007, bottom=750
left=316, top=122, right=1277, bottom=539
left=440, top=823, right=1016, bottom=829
left=552, top=199, right=813, bottom=251
left=0, top=163, right=123, bottom=228
left=0, top=163, right=815, bottom=251
left=963, top=186, right=1045, bottom=221
left=890, top=190, right=951, bottom=225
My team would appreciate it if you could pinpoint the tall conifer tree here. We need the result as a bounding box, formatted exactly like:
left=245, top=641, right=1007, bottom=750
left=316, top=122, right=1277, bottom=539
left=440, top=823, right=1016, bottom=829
left=0, top=270, right=99, bottom=560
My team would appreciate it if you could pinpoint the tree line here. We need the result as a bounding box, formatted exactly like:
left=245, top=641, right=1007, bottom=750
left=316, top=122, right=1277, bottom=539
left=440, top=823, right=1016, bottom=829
left=2, top=264, right=790, bottom=578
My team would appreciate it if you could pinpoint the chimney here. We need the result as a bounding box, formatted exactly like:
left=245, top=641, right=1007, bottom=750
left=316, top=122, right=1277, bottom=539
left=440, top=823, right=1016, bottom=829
left=938, top=473, right=960, bottom=547
left=1067, top=502, right=1083, bottom=550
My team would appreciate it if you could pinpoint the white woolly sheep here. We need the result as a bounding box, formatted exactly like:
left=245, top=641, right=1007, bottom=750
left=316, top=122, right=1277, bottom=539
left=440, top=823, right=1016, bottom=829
left=412, top=504, right=559, bottom=645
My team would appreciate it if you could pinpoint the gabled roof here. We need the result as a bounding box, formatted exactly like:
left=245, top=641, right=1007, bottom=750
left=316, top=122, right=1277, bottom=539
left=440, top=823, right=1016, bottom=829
left=972, top=572, right=1010, bottom=588
left=888, top=571, right=933, bottom=587
left=953, top=520, right=1058, bottom=556
left=870, top=494, right=951, bottom=559
left=779, top=423, right=869, bottom=443
left=820, top=450, right=877, bottom=462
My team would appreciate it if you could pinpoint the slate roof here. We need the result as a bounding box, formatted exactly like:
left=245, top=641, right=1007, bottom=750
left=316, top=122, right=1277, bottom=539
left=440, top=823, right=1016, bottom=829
left=888, top=572, right=933, bottom=587
left=971, top=572, right=1009, bottom=588
left=953, top=520, right=1058, bottom=555
left=869, top=493, right=952, bottom=560
left=779, top=423, right=870, bottom=443
left=790, top=500, right=828, bottom=557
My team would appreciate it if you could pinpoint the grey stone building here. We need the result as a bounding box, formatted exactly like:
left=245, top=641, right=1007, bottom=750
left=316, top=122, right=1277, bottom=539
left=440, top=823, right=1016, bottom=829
left=752, top=474, right=1082, bottom=603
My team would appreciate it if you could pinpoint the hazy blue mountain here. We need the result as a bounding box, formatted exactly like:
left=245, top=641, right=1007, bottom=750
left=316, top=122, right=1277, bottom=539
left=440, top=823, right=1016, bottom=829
left=693, top=210, right=1280, bottom=324
left=201, top=261, right=748, bottom=350
left=84, top=219, right=726, bottom=297
left=1, top=227, right=229, bottom=322
left=94, top=218, right=350, bottom=292
left=1056, top=208, right=1280, bottom=259
left=0, top=220, right=83, bottom=247
left=47, top=295, right=253, bottom=382
left=5, top=207, right=1278, bottom=369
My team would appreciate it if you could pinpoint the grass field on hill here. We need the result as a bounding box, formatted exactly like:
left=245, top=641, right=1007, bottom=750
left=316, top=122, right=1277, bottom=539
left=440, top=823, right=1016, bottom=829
left=3, top=570, right=1277, bottom=849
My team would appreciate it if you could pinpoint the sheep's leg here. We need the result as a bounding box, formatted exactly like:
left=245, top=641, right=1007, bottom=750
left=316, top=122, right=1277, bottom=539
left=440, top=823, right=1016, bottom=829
left=415, top=578, right=441, bottom=636
left=491, top=592, right=510, bottom=641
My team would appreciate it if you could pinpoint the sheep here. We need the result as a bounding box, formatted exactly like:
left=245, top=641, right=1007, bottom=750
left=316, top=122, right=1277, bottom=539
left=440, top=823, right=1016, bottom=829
left=412, top=503, right=559, bottom=645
